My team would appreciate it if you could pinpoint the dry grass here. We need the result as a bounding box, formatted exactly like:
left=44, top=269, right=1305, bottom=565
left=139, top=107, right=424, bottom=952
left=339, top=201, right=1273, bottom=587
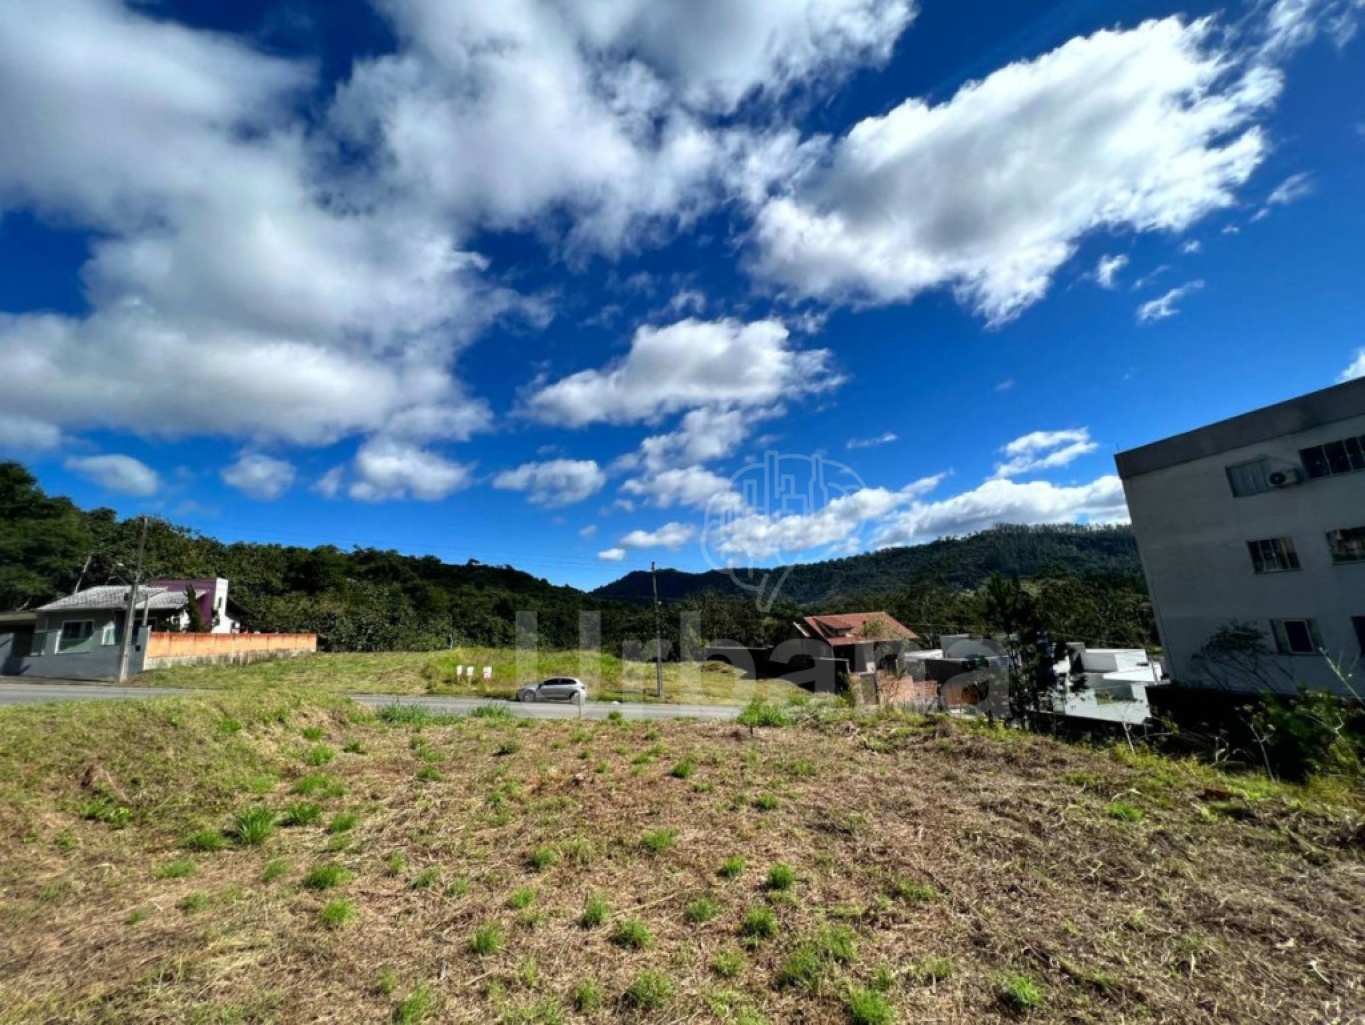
left=1, top=691, right=1362, bottom=1024
left=141, top=649, right=811, bottom=706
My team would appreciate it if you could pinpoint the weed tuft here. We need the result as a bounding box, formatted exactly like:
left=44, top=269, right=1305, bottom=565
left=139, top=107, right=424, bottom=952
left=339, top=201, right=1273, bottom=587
left=231, top=806, right=275, bottom=846
left=320, top=899, right=357, bottom=930
left=610, top=918, right=653, bottom=949
left=261, top=859, right=290, bottom=884
left=765, top=863, right=795, bottom=891
left=181, top=829, right=227, bottom=853
left=624, top=970, right=675, bottom=1010
left=893, top=879, right=936, bottom=902
left=470, top=923, right=504, bottom=956
left=305, top=744, right=336, bottom=767
left=579, top=894, right=609, bottom=929
left=718, top=855, right=746, bottom=879
left=1106, top=802, right=1145, bottom=823
left=281, top=802, right=323, bottom=827
left=847, top=986, right=894, bottom=1025
left=712, top=950, right=746, bottom=978
left=327, top=812, right=359, bottom=834
left=302, top=863, right=353, bottom=891
left=686, top=895, right=720, bottom=924
left=508, top=886, right=536, bottom=909
left=753, top=793, right=780, bottom=812
left=292, top=773, right=346, bottom=798
left=392, top=987, right=434, bottom=1024
left=571, top=980, right=603, bottom=1012
left=529, top=846, right=558, bottom=871
left=670, top=759, right=695, bottom=779
left=741, top=906, right=777, bottom=940
left=156, top=859, right=196, bottom=880
left=640, top=827, right=678, bottom=854
left=994, top=971, right=1046, bottom=1012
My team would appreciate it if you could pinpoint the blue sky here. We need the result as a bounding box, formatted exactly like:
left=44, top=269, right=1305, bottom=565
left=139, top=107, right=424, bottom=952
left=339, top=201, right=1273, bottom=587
left=1, top=0, right=1362, bottom=590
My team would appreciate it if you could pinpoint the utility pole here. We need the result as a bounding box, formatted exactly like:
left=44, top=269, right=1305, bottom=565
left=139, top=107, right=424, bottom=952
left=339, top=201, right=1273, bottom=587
left=117, top=516, right=148, bottom=684
left=651, top=560, right=664, bottom=700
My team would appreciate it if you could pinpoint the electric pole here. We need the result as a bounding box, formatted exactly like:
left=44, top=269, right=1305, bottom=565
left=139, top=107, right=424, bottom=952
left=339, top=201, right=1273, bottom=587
left=117, top=516, right=148, bottom=683
left=651, top=560, right=664, bottom=700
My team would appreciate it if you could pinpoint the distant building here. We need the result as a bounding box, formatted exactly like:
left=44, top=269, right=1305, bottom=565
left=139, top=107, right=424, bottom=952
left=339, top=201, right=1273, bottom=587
left=791, top=611, right=918, bottom=676
left=1116, top=377, right=1365, bottom=694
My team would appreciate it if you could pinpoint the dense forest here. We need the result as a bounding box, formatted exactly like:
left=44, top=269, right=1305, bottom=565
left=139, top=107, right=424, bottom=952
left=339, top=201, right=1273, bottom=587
left=0, top=462, right=1155, bottom=655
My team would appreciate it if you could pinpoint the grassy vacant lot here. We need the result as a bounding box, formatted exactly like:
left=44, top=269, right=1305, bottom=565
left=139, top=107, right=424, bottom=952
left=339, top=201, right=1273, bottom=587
left=143, top=649, right=810, bottom=706
left=2, top=692, right=1362, bottom=1025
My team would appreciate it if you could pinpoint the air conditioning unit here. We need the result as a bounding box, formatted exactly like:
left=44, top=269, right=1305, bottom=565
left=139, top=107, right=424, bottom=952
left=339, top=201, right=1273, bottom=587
left=1268, top=468, right=1303, bottom=488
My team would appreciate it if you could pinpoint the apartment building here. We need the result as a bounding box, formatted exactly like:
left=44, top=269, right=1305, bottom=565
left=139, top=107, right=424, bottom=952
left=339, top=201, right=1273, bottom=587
left=1115, top=376, right=1365, bottom=695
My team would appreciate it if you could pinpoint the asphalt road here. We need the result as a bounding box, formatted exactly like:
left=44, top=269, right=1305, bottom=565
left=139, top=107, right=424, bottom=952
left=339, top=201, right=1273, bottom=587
left=0, top=682, right=740, bottom=721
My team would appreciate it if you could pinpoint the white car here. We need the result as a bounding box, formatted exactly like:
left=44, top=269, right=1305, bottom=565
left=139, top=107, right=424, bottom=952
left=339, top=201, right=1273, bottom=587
left=515, top=677, right=588, bottom=703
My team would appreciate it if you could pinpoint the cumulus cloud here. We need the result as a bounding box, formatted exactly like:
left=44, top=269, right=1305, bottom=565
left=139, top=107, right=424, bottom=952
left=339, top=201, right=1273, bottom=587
left=620, top=465, right=745, bottom=512
left=1094, top=254, right=1129, bottom=289
left=597, top=547, right=627, bottom=562
left=0, top=415, right=61, bottom=451
left=527, top=318, right=838, bottom=427
left=493, top=459, right=606, bottom=507
left=348, top=440, right=471, bottom=501
left=221, top=453, right=296, bottom=500
left=64, top=453, right=160, bottom=496
left=749, top=17, right=1280, bottom=323
left=620, top=522, right=698, bottom=550
left=1339, top=349, right=1365, bottom=382
left=873, top=475, right=1128, bottom=546
left=992, top=428, right=1098, bottom=478
left=847, top=432, right=898, bottom=450
left=1137, top=280, right=1204, bottom=322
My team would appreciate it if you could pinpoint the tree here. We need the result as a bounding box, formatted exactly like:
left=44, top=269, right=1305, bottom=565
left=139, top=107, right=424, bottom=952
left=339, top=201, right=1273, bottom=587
left=0, top=462, right=90, bottom=609
left=184, top=586, right=207, bottom=633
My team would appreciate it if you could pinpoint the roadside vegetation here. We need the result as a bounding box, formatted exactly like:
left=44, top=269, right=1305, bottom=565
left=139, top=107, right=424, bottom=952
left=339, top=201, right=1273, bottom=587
left=1, top=688, right=1361, bottom=1024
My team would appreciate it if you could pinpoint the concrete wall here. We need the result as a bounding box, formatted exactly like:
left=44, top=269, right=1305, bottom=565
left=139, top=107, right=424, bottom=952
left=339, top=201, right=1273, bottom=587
left=1120, top=410, right=1365, bottom=694
left=142, top=632, right=317, bottom=670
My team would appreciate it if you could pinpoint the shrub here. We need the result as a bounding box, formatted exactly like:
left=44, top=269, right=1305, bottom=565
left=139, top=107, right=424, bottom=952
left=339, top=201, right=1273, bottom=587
left=847, top=986, right=894, bottom=1025
left=156, top=859, right=196, bottom=880
left=741, top=907, right=777, bottom=940
left=579, top=894, right=609, bottom=929
left=181, top=829, right=226, bottom=853
left=470, top=923, right=503, bottom=956
left=994, top=971, right=1045, bottom=1011
left=281, top=802, right=323, bottom=827
left=610, top=918, right=653, bottom=949
left=624, top=971, right=675, bottom=1010
left=640, top=828, right=678, bottom=854
left=686, top=896, right=720, bottom=924
left=1256, top=686, right=1364, bottom=782
left=718, top=856, right=747, bottom=879
left=320, top=899, right=357, bottom=930
left=302, top=863, right=353, bottom=891
left=765, top=863, right=795, bottom=891
left=232, top=806, right=275, bottom=846
left=712, top=950, right=746, bottom=978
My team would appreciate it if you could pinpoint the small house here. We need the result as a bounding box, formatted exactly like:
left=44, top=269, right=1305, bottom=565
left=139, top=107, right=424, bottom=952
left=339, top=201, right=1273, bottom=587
left=791, top=612, right=918, bottom=676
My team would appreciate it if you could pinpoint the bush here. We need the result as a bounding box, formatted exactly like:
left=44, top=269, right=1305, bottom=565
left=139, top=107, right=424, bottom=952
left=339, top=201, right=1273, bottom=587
left=1256, top=688, right=1364, bottom=783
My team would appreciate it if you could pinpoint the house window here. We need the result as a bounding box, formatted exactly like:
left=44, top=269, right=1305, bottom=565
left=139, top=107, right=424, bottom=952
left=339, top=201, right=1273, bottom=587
left=1270, top=619, right=1323, bottom=656
left=1326, top=526, right=1365, bottom=564
left=1247, top=537, right=1300, bottom=573
left=56, top=620, right=95, bottom=654
left=1226, top=457, right=1271, bottom=497
left=100, top=622, right=118, bottom=646
left=1300, top=434, right=1365, bottom=479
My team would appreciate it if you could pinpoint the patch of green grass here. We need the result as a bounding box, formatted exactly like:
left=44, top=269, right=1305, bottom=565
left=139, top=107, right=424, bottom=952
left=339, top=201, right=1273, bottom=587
left=737, top=699, right=793, bottom=729
left=718, top=855, right=747, bottom=879
left=177, top=891, right=210, bottom=913
left=470, top=704, right=515, bottom=721
left=470, top=923, right=504, bottom=957
left=712, top=949, right=747, bottom=978
left=785, top=758, right=817, bottom=778
left=415, top=766, right=443, bottom=783
left=496, top=739, right=521, bottom=757
left=753, top=793, right=780, bottom=812
left=342, top=740, right=366, bottom=754
left=893, top=879, right=936, bottom=902
left=846, top=986, right=894, bottom=1025
left=670, top=759, right=695, bottom=779
left=1106, top=802, right=1145, bottom=823
left=217, top=717, right=243, bottom=736
left=261, top=859, right=290, bottom=884
left=579, top=894, right=609, bottom=929
left=640, top=827, right=678, bottom=854
left=377, top=704, right=434, bottom=727
left=292, top=773, right=346, bottom=798
left=741, top=906, right=778, bottom=940
left=529, top=846, right=558, bottom=871
left=606, top=710, right=624, bottom=723
left=375, top=968, right=399, bottom=996
left=994, top=971, right=1046, bottom=1012
left=508, top=886, right=536, bottom=909
left=777, top=927, right=858, bottom=989
left=231, top=806, right=275, bottom=846
left=301, top=863, right=353, bottom=891
left=327, top=812, right=360, bottom=834
left=1062, top=769, right=1104, bottom=789
left=320, top=899, right=357, bottom=930
left=765, top=863, right=795, bottom=891
left=180, top=829, right=227, bottom=853
left=624, top=970, right=675, bottom=1010
left=156, top=859, right=196, bottom=880
left=563, top=837, right=595, bottom=866
left=281, top=802, right=323, bottom=827
left=301, top=726, right=325, bottom=741
left=411, top=866, right=443, bottom=890
left=386, top=853, right=408, bottom=876
left=686, top=895, right=720, bottom=924
left=392, top=987, right=434, bottom=1024
left=80, top=799, right=133, bottom=829
left=571, top=980, right=603, bottom=1012
left=304, top=744, right=336, bottom=767
left=610, top=918, right=653, bottom=949
left=914, top=956, right=953, bottom=985
left=125, top=908, right=147, bottom=925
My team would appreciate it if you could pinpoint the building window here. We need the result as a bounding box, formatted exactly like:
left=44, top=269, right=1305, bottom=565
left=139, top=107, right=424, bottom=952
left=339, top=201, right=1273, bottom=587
left=1270, top=619, right=1322, bottom=656
left=1326, top=526, right=1365, bottom=564
left=1226, top=457, right=1271, bottom=497
left=100, top=622, right=118, bottom=646
left=56, top=620, right=95, bottom=654
left=1247, top=537, right=1300, bottom=573
left=1300, top=435, right=1365, bottom=479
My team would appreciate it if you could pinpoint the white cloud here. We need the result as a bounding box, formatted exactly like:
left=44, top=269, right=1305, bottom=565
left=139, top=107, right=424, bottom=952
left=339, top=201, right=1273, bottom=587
left=621, top=465, right=746, bottom=512
left=631, top=406, right=768, bottom=474
left=1339, top=349, right=1365, bottom=382
left=620, top=522, right=698, bottom=550
left=1260, top=0, right=1365, bottom=57
left=1181, top=239, right=1203, bottom=254
left=493, top=459, right=606, bottom=507
left=348, top=439, right=471, bottom=501
left=64, top=453, right=160, bottom=496
left=528, top=318, right=838, bottom=427
left=995, top=379, right=1016, bottom=393
left=578, top=524, right=598, bottom=539
left=1267, top=170, right=1315, bottom=206
left=1137, top=280, right=1204, bottom=322
left=597, top=547, right=627, bottom=562
left=873, top=475, right=1128, bottom=546
left=749, top=18, right=1280, bottom=323
left=1094, top=254, right=1129, bottom=289
left=221, top=453, right=296, bottom=500
left=846, top=432, right=898, bottom=450
left=314, top=466, right=345, bottom=499
left=0, top=415, right=61, bottom=451
left=992, top=428, right=1098, bottom=478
